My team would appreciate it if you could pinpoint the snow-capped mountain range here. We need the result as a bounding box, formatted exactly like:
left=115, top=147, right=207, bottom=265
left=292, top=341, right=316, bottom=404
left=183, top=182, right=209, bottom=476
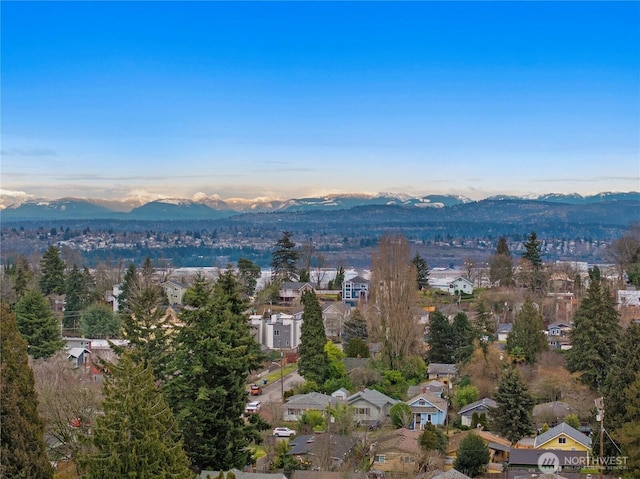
left=1, top=190, right=638, bottom=221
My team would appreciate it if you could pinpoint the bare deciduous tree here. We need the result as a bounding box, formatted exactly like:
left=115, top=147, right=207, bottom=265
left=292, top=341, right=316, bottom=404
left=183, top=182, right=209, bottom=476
left=607, top=224, right=640, bottom=282
left=31, top=352, right=103, bottom=463
left=370, top=234, right=422, bottom=369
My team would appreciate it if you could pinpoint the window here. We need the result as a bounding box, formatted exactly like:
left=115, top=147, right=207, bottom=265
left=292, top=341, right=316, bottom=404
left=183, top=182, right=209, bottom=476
left=356, top=408, right=370, bottom=416
left=427, top=414, right=432, bottom=423
left=374, top=455, right=385, bottom=463
left=559, top=437, right=567, bottom=444
left=404, top=456, right=415, bottom=464
left=274, top=330, right=280, bottom=336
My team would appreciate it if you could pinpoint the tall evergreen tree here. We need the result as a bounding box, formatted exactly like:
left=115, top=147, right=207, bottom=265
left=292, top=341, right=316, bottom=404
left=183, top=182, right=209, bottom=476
left=298, top=291, right=329, bottom=385
left=15, top=290, right=64, bottom=359
left=491, top=367, right=534, bottom=443
left=603, top=323, right=640, bottom=432
left=506, top=297, right=547, bottom=364
left=474, top=299, right=495, bottom=339
left=271, top=231, right=299, bottom=282
left=427, top=311, right=453, bottom=363
left=237, top=257, right=261, bottom=298
left=79, top=303, right=122, bottom=339
left=328, top=266, right=345, bottom=291
left=79, top=351, right=194, bottom=478
left=613, top=372, right=640, bottom=478
left=342, top=308, right=369, bottom=344
left=411, top=252, right=430, bottom=290
left=453, top=432, right=490, bottom=477
left=520, top=232, right=545, bottom=292
left=522, top=232, right=543, bottom=267
left=63, top=264, right=92, bottom=329
left=489, top=237, right=514, bottom=286
left=343, top=309, right=369, bottom=357
left=3, top=254, right=32, bottom=303
left=164, top=270, right=263, bottom=472
left=451, top=311, right=476, bottom=364
left=117, top=260, right=171, bottom=381
left=566, top=267, right=622, bottom=390
left=117, top=262, right=139, bottom=314
left=39, top=245, right=66, bottom=295
left=0, top=303, right=54, bottom=478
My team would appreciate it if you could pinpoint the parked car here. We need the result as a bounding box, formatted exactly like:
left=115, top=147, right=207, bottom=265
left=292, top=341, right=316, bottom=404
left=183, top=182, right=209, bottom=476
left=245, top=401, right=261, bottom=414
left=273, top=427, right=296, bottom=437
left=249, top=384, right=263, bottom=396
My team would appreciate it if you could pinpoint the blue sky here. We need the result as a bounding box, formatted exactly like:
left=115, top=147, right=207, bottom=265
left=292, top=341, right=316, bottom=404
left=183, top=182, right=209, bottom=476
left=1, top=1, right=639, bottom=202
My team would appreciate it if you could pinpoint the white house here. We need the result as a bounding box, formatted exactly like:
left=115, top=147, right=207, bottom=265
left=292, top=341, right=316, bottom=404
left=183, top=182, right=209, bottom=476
left=496, top=323, right=513, bottom=342
left=250, top=313, right=302, bottom=350
left=618, top=288, right=640, bottom=307
left=448, top=277, right=474, bottom=296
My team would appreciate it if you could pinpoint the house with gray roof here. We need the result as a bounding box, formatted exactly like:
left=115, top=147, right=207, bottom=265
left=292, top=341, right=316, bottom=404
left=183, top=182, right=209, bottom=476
left=507, top=448, right=587, bottom=475
left=285, top=392, right=338, bottom=421
left=346, top=388, right=397, bottom=424
left=347, top=388, right=398, bottom=423
left=406, top=390, right=448, bottom=428
left=200, top=469, right=287, bottom=479
left=533, top=422, right=592, bottom=451
left=532, top=401, right=574, bottom=428
left=67, top=347, right=91, bottom=369
left=331, top=388, right=350, bottom=401
left=430, top=469, right=472, bottom=479
left=496, top=323, right=513, bottom=342
left=427, top=363, right=457, bottom=383
left=287, top=434, right=358, bottom=471
left=458, top=398, right=498, bottom=427
left=407, top=381, right=445, bottom=399
left=322, top=302, right=351, bottom=338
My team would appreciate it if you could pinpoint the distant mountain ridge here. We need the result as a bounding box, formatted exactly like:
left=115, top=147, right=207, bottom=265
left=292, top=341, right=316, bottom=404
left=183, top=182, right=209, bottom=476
left=1, top=191, right=639, bottom=221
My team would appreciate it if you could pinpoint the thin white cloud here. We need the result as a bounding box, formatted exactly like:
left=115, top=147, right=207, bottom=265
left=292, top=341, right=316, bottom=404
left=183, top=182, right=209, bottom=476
left=0, top=148, right=57, bottom=157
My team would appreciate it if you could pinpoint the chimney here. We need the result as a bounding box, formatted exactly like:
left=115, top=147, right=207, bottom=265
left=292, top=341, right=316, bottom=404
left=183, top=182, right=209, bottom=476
left=422, top=387, right=427, bottom=393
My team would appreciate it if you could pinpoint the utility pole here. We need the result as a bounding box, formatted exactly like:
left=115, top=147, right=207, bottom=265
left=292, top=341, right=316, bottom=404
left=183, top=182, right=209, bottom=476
left=595, top=397, right=604, bottom=479
left=280, top=351, right=285, bottom=403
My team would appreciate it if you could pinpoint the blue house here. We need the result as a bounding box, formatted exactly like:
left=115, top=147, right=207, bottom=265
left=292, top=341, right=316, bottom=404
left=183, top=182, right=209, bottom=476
left=342, top=275, right=370, bottom=306
left=406, top=390, right=448, bottom=429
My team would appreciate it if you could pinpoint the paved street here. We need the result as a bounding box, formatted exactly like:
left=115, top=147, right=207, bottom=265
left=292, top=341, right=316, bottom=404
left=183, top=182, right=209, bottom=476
left=259, top=370, right=303, bottom=403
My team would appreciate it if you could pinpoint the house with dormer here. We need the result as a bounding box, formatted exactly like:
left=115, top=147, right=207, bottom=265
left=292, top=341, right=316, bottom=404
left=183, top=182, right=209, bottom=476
left=406, top=390, right=448, bottom=428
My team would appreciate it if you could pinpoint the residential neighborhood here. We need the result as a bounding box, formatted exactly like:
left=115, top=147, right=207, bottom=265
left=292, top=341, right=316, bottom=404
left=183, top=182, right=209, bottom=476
left=3, top=225, right=639, bottom=479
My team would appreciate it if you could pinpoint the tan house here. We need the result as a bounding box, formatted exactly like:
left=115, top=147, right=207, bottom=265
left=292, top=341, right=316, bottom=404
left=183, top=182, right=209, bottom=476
left=446, top=430, right=510, bottom=474
left=162, top=280, right=189, bottom=305
left=279, top=282, right=314, bottom=304
left=370, top=428, right=422, bottom=474
left=322, top=302, right=351, bottom=338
